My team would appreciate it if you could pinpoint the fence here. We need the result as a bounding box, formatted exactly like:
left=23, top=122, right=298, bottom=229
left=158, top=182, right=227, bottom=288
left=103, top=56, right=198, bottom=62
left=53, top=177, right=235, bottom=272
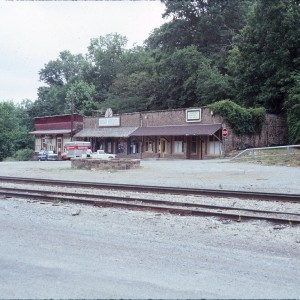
left=231, top=145, right=300, bottom=161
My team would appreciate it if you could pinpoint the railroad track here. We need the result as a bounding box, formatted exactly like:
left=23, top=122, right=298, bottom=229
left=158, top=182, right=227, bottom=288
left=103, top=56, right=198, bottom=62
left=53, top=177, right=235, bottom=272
left=0, top=176, right=300, bottom=225
left=0, top=176, right=300, bottom=202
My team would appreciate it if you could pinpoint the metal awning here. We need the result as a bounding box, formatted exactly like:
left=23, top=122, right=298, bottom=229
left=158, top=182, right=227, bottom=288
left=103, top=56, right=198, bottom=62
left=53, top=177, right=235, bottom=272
left=29, top=129, right=72, bottom=135
left=73, top=127, right=139, bottom=138
left=130, top=124, right=222, bottom=136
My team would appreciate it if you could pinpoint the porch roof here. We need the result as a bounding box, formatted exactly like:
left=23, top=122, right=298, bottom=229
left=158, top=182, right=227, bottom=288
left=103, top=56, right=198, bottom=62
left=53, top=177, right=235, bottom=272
left=129, top=124, right=222, bottom=137
left=73, top=127, right=139, bottom=138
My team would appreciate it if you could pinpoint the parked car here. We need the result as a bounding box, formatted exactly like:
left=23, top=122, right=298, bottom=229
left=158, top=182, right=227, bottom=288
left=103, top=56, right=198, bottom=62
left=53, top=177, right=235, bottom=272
left=90, top=150, right=117, bottom=159
left=38, top=150, right=59, bottom=161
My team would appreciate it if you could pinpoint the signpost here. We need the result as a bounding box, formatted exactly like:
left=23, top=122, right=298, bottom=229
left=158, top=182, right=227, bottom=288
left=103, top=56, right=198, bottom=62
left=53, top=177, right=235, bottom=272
left=222, top=128, right=228, bottom=158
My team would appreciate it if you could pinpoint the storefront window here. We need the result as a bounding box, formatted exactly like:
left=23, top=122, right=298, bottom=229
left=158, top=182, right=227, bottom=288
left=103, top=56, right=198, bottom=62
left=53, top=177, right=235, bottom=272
left=145, top=138, right=153, bottom=152
left=173, top=137, right=184, bottom=153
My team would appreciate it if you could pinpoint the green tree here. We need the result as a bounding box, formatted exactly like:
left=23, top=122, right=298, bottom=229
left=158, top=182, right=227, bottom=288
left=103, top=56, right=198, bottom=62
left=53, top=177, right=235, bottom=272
left=32, top=85, right=69, bottom=117
left=0, top=101, right=34, bottom=161
left=286, top=71, right=300, bottom=143
left=85, top=33, right=128, bottom=102
left=65, top=80, right=97, bottom=115
left=230, top=0, right=300, bottom=113
left=37, top=51, right=88, bottom=116
left=39, top=50, right=87, bottom=86
left=146, top=0, right=251, bottom=67
left=195, top=57, right=232, bottom=105
left=104, top=46, right=156, bottom=112
left=148, top=46, right=232, bottom=109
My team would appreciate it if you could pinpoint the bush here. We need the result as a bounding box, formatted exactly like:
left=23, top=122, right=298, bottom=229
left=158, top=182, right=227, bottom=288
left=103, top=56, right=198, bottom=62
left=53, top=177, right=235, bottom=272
left=13, top=148, right=34, bottom=161
left=208, top=100, right=266, bottom=134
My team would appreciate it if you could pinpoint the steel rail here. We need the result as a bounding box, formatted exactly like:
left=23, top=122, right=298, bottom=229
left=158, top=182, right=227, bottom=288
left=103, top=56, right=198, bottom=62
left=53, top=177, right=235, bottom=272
left=1, top=187, right=300, bottom=225
left=0, top=176, right=299, bottom=202
left=0, top=186, right=299, bottom=218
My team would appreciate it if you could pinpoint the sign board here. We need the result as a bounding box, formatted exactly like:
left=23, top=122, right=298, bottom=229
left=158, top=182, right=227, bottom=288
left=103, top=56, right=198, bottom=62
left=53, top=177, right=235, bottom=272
left=222, top=128, right=228, bottom=137
left=186, top=109, right=201, bottom=122
left=99, top=117, right=120, bottom=127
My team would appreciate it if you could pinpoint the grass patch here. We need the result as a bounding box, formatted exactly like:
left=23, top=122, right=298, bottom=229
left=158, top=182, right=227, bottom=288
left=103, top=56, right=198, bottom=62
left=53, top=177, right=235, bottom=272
left=234, top=152, right=300, bottom=167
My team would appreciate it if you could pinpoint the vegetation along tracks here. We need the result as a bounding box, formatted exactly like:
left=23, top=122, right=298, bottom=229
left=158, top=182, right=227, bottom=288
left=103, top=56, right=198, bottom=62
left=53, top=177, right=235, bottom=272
left=0, top=176, right=300, bottom=225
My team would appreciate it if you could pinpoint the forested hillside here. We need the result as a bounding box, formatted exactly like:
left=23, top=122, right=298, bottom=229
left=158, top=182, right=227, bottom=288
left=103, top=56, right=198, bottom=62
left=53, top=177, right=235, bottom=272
left=1, top=0, right=300, bottom=161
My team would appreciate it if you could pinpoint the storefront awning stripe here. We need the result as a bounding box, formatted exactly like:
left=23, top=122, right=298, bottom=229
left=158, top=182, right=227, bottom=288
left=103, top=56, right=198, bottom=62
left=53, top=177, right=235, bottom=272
left=129, top=124, right=222, bottom=136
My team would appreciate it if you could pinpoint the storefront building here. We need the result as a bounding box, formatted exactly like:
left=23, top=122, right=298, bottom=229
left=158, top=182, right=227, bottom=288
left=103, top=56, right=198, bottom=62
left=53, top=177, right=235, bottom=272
left=29, top=107, right=287, bottom=160
left=74, top=107, right=224, bottom=159
left=29, top=114, right=84, bottom=155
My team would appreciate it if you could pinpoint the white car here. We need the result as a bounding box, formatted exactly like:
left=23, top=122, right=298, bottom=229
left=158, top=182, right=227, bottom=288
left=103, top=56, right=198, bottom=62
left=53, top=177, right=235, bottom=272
left=90, top=150, right=116, bottom=159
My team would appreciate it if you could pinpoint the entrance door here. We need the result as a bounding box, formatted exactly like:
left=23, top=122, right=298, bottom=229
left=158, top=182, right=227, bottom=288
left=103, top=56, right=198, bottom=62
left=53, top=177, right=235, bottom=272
left=159, top=138, right=167, bottom=158
left=57, top=137, right=62, bottom=155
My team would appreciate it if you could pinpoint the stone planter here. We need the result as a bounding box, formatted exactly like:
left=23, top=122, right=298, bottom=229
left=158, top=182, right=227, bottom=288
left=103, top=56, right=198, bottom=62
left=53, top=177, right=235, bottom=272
left=71, top=158, right=141, bottom=170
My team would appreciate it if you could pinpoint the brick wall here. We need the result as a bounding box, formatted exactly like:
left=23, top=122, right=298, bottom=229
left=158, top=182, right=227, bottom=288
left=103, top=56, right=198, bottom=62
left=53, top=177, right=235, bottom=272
left=139, top=107, right=222, bottom=126
left=83, top=107, right=223, bottom=129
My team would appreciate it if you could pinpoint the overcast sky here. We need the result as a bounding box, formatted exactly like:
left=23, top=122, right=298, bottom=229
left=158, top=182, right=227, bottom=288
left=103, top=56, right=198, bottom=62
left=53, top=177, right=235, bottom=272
left=0, top=1, right=167, bottom=104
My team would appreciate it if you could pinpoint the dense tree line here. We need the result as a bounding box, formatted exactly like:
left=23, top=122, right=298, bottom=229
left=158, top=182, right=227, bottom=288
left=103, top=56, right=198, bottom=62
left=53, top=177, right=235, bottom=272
left=1, top=0, right=300, bottom=160
left=0, top=101, right=34, bottom=161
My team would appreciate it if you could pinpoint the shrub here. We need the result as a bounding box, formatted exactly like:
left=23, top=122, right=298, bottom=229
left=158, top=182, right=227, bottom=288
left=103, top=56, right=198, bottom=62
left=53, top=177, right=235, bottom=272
left=208, top=100, right=266, bottom=134
left=13, top=148, right=34, bottom=161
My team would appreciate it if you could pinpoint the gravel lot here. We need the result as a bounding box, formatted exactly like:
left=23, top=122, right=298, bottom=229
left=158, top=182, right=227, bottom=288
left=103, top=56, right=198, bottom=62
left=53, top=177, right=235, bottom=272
left=0, top=158, right=300, bottom=193
left=0, top=159, right=300, bottom=298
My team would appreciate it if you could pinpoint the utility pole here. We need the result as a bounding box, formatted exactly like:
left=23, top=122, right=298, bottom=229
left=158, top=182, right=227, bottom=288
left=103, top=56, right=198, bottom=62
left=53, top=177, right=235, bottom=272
left=70, top=98, right=74, bottom=141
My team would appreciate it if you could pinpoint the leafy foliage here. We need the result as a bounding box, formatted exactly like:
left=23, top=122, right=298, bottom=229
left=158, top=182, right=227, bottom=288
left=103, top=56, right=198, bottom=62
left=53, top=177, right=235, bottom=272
left=13, top=148, right=34, bottom=161
left=208, top=100, right=266, bottom=134
left=229, top=0, right=300, bottom=113
left=148, top=0, right=251, bottom=67
left=65, top=80, right=97, bottom=115
left=0, top=102, right=34, bottom=161
left=287, top=104, right=300, bottom=144
left=39, top=50, right=87, bottom=86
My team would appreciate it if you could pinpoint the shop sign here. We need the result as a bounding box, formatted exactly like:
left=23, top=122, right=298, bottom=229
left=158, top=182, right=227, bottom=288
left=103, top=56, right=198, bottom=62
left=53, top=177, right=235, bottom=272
left=186, top=109, right=201, bottom=122
left=99, top=117, right=120, bottom=127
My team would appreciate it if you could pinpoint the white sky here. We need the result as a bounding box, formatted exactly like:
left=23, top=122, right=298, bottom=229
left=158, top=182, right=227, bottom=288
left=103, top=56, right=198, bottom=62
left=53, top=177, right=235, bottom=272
left=0, top=0, right=167, bottom=104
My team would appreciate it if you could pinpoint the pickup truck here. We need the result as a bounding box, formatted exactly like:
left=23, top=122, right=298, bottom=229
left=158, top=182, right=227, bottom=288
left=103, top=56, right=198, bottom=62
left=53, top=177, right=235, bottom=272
left=90, top=150, right=116, bottom=159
